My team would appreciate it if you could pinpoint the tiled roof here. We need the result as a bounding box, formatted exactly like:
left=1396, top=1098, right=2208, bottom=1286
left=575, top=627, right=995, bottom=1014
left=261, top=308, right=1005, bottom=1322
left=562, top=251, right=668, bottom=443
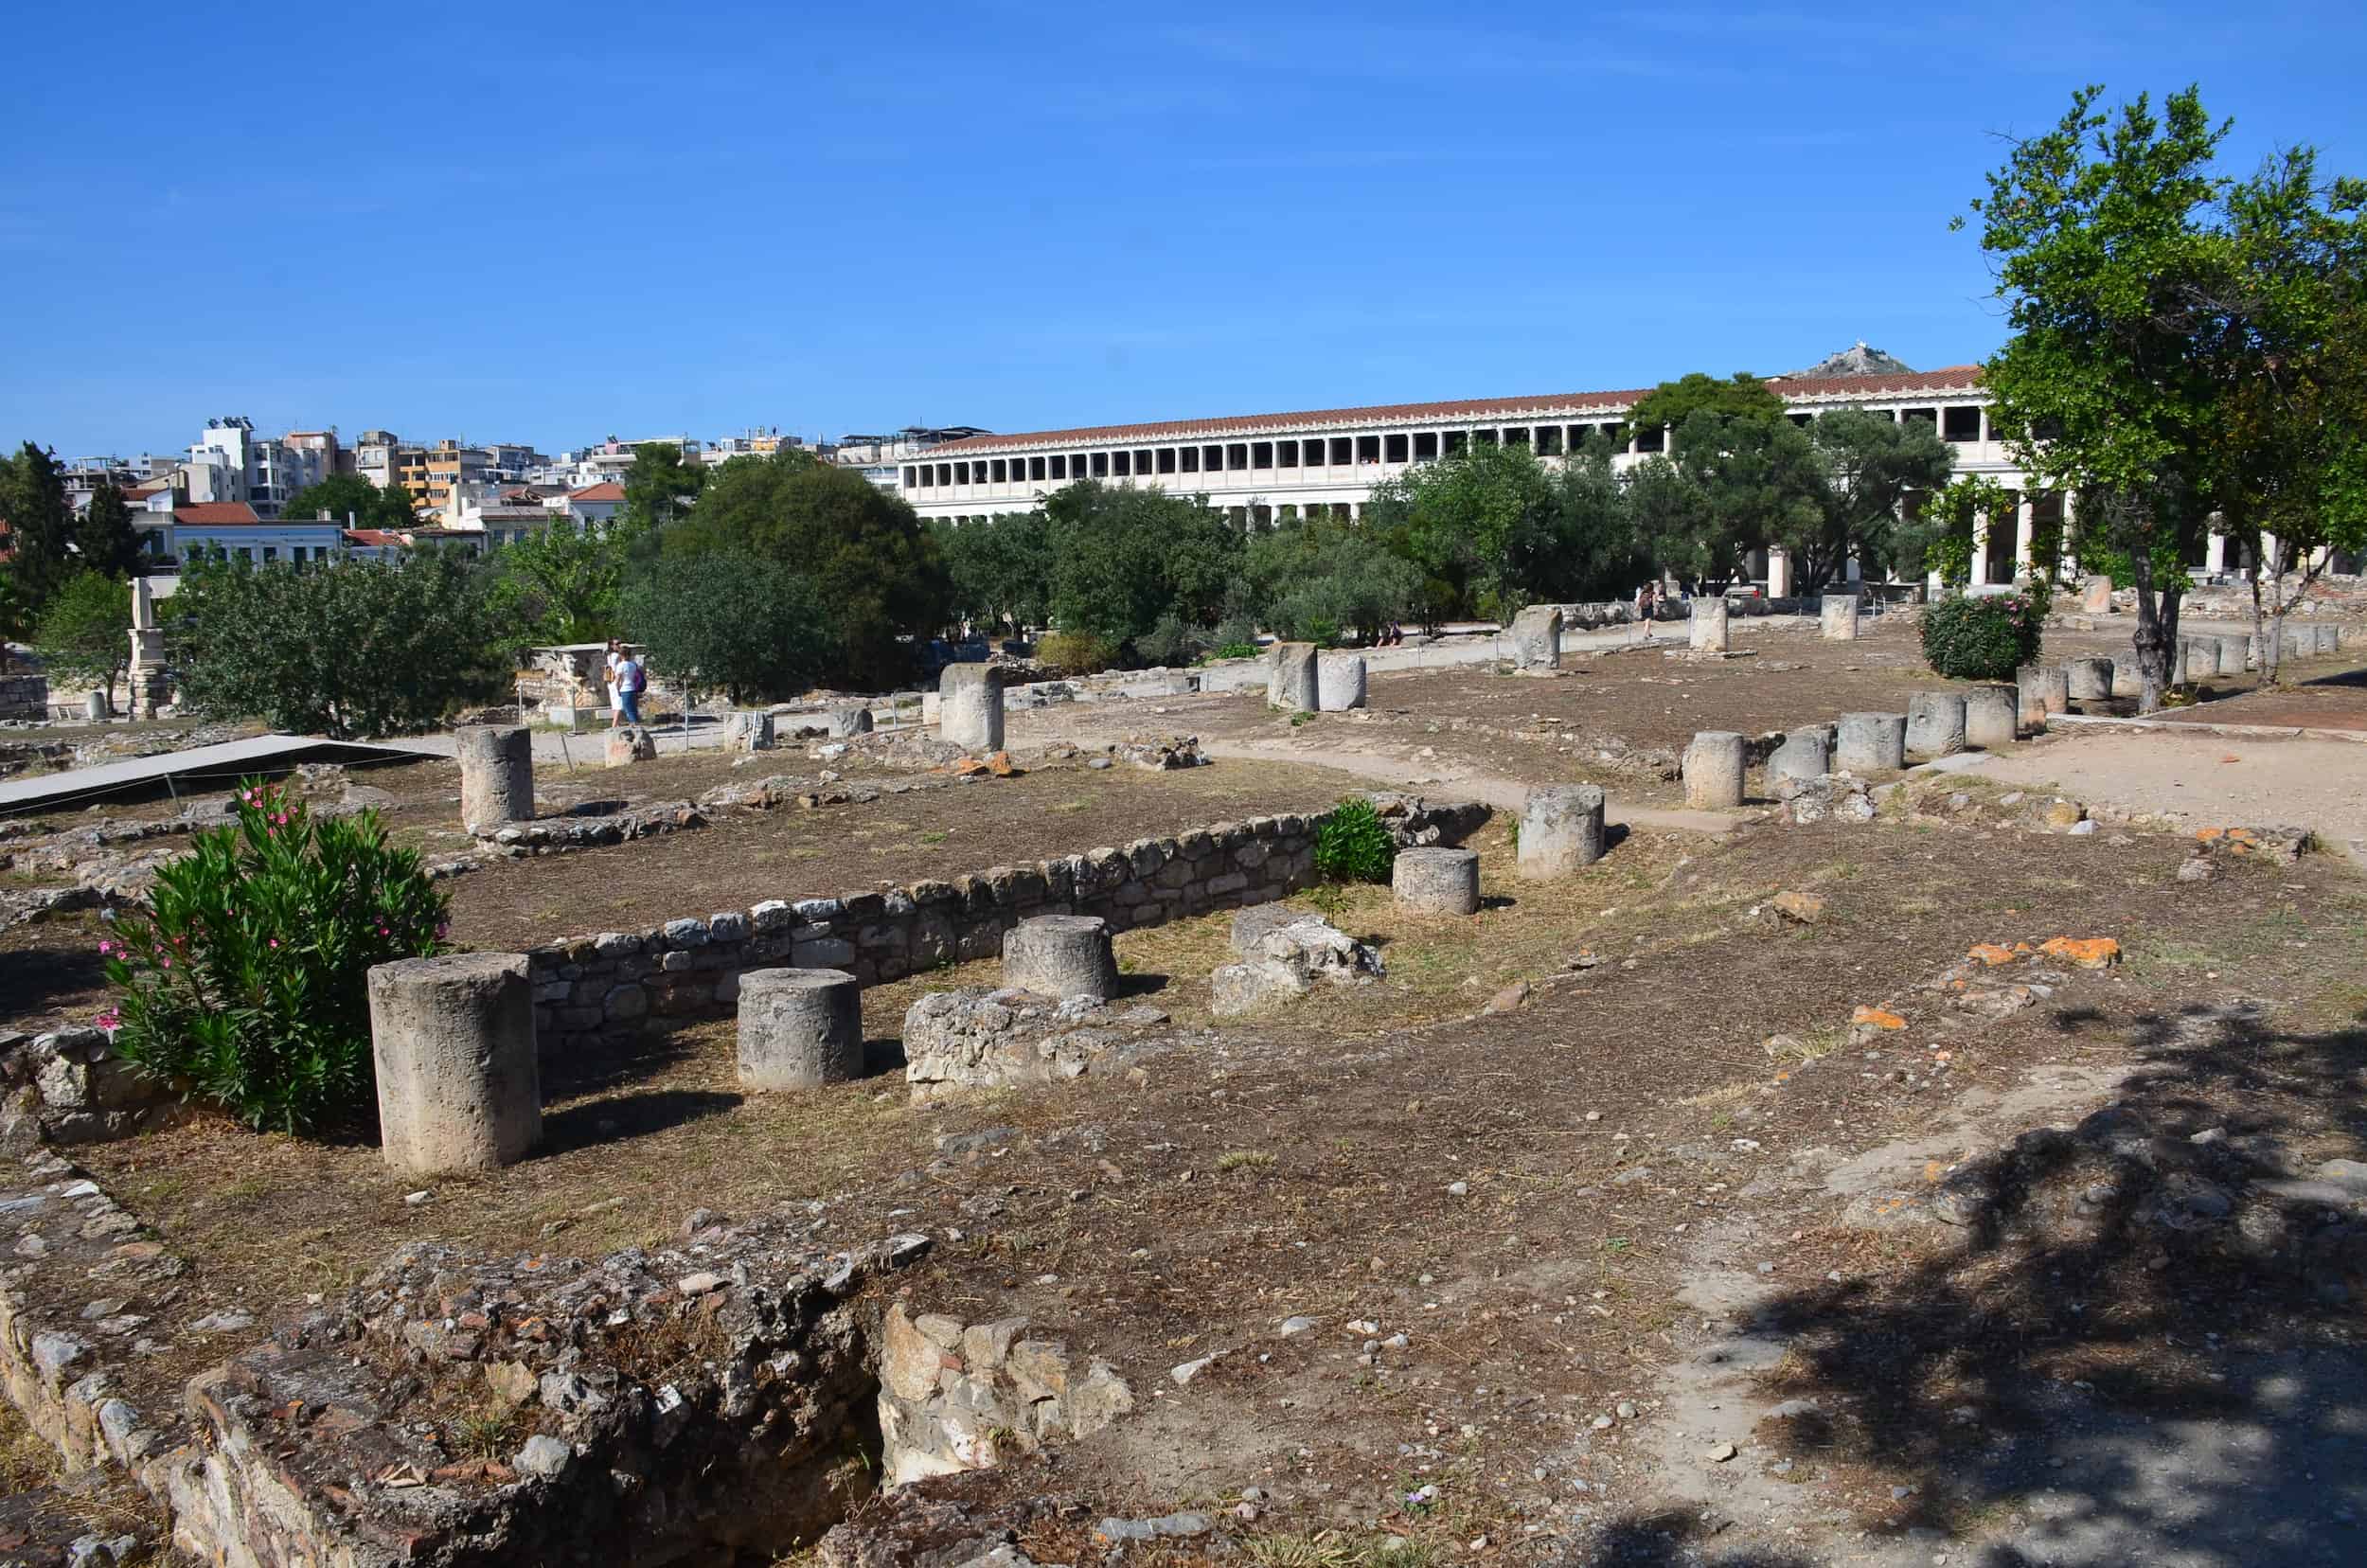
left=343, top=529, right=406, bottom=546
left=169, top=503, right=265, bottom=526
left=909, top=366, right=1986, bottom=457
left=568, top=481, right=625, bottom=503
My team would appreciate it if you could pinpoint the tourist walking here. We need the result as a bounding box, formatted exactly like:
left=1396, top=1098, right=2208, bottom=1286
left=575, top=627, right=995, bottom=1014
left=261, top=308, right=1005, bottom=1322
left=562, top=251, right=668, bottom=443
left=615, top=649, right=647, bottom=727
left=603, top=640, right=626, bottom=729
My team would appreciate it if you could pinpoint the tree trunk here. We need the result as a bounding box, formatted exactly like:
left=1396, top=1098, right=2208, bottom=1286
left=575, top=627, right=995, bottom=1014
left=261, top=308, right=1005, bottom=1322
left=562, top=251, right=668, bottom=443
left=2128, top=550, right=2180, bottom=715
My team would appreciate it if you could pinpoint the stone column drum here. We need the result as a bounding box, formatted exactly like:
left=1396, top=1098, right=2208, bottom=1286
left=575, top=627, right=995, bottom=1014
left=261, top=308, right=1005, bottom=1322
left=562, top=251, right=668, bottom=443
left=2017, top=665, right=2069, bottom=725
left=2111, top=651, right=2144, bottom=695
left=1002, top=914, right=1119, bottom=1002
left=1682, top=731, right=1747, bottom=809
left=1517, top=784, right=1606, bottom=879
left=2065, top=656, right=2114, bottom=703
left=368, top=953, right=542, bottom=1177
left=2215, top=635, right=2249, bottom=677
left=455, top=724, right=534, bottom=833
left=1268, top=642, right=1319, bottom=712
left=940, top=664, right=1005, bottom=751
left=724, top=710, right=775, bottom=753
left=1819, top=594, right=1860, bottom=642
left=1963, top=684, right=2019, bottom=749
left=1510, top=605, right=1563, bottom=668
left=2180, top=639, right=2217, bottom=684
left=1766, top=725, right=1831, bottom=792
left=737, top=968, right=863, bottom=1091
left=1905, top=692, right=1967, bottom=758
left=1393, top=847, right=1481, bottom=916
left=1835, top=712, right=1907, bottom=773
left=1316, top=652, right=1368, bottom=711
left=829, top=704, right=874, bottom=739
left=1688, top=597, right=1731, bottom=653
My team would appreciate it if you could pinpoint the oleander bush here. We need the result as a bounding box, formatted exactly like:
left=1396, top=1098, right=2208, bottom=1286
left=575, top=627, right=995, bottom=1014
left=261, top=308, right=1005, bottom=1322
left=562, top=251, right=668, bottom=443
left=1922, top=590, right=2046, bottom=682
left=101, top=778, right=448, bottom=1134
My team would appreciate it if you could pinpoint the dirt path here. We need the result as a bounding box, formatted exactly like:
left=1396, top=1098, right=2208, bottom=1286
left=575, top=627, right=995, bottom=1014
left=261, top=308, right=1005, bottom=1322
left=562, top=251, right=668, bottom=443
left=1967, top=728, right=2367, bottom=862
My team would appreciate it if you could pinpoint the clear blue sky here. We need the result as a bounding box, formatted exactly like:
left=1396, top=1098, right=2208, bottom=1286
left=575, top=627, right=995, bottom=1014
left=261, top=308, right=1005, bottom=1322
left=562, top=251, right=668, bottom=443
left=5, top=1, right=2362, bottom=460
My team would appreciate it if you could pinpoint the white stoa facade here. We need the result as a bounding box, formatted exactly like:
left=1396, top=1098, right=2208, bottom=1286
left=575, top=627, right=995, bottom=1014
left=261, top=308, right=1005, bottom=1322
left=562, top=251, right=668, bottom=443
left=904, top=366, right=2072, bottom=587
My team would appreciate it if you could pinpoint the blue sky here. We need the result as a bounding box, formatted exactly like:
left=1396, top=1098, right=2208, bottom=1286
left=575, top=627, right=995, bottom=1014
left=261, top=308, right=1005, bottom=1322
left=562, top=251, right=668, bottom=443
left=5, top=1, right=2362, bottom=459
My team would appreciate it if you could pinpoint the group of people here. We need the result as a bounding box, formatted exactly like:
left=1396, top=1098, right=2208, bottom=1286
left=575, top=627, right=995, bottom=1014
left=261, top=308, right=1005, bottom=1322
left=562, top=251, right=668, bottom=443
left=602, top=640, right=647, bottom=727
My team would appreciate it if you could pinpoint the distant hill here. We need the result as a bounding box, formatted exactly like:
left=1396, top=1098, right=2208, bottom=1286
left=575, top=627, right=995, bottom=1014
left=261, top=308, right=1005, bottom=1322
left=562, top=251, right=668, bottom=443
left=1781, top=342, right=1918, bottom=379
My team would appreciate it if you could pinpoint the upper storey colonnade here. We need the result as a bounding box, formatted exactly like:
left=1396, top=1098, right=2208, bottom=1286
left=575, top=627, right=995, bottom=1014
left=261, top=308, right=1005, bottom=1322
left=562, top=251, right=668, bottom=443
left=902, top=367, right=2015, bottom=531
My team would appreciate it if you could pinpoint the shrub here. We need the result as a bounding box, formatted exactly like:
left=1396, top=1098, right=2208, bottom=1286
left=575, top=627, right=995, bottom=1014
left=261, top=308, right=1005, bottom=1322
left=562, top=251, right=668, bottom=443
left=1036, top=631, right=1120, bottom=675
left=1921, top=590, right=2046, bottom=681
left=623, top=550, right=828, bottom=704
left=1132, top=614, right=1207, bottom=668
left=1313, top=797, right=1397, bottom=884
left=101, top=779, right=450, bottom=1134
left=1209, top=642, right=1262, bottom=662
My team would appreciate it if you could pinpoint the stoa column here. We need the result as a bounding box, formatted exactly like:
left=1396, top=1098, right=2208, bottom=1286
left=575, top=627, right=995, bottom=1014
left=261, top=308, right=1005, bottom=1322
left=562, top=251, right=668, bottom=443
left=368, top=953, right=542, bottom=1176
left=939, top=665, right=1005, bottom=751
left=455, top=725, right=534, bottom=833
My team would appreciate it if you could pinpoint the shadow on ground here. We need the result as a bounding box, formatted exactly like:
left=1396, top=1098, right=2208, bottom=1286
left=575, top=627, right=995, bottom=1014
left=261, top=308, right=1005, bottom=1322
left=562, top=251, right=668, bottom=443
left=1577, top=1003, right=2367, bottom=1566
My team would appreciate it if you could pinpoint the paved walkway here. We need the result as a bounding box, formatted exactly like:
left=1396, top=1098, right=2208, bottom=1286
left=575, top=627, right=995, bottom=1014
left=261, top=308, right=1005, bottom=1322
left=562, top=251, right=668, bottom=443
left=0, top=735, right=436, bottom=815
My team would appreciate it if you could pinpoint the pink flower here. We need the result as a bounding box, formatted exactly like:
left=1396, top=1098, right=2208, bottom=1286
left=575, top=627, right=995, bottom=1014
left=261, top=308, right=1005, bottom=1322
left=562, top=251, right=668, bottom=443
left=98, top=939, right=115, bottom=956
left=268, top=938, right=279, bottom=949
left=159, top=955, right=171, bottom=969
left=95, top=1009, right=120, bottom=1031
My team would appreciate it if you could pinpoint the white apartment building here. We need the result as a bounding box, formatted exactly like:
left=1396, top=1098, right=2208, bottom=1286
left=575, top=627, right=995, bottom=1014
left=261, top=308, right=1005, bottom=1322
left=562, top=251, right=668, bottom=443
left=183, top=417, right=333, bottom=519
left=903, top=367, right=2076, bottom=587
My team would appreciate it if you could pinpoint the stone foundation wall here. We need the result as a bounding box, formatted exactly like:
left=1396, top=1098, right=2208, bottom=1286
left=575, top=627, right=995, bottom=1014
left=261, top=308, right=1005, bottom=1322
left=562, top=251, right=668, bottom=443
left=0, top=673, right=48, bottom=722
left=526, top=812, right=1323, bottom=1057
left=525, top=797, right=1489, bottom=1058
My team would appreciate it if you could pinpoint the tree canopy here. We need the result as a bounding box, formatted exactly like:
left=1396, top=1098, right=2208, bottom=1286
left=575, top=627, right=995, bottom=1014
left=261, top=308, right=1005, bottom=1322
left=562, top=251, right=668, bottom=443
left=934, top=511, right=1054, bottom=635
left=661, top=448, right=948, bottom=687
left=621, top=551, right=828, bottom=705
left=0, top=443, right=77, bottom=611
left=1628, top=372, right=1787, bottom=440
left=279, top=472, right=419, bottom=532
left=34, top=572, right=131, bottom=709
left=484, top=517, right=641, bottom=650
left=619, top=443, right=708, bottom=532
left=76, top=483, right=147, bottom=580
left=1041, top=482, right=1240, bottom=650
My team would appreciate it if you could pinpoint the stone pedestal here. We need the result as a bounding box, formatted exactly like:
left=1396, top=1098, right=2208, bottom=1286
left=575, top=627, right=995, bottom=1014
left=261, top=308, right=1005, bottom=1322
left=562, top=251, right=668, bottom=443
left=456, top=725, right=534, bottom=832
left=2180, top=639, right=2217, bottom=684
left=1688, top=598, right=1730, bottom=653
left=724, top=710, right=775, bottom=753
left=1835, top=713, right=1907, bottom=773
left=1268, top=643, right=1319, bottom=712
left=82, top=689, right=107, bottom=722
left=2081, top=576, right=2114, bottom=614
left=1906, top=693, right=1967, bottom=758
left=2215, top=635, right=2250, bottom=676
left=1963, top=685, right=2019, bottom=749
left=2112, top=651, right=2144, bottom=695
left=1682, top=731, right=1747, bottom=809
left=368, top=953, right=541, bottom=1176
left=128, top=581, right=171, bottom=719
left=1316, top=652, right=1368, bottom=711
left=940, top=665, right=1005, bottom=751
left=1509, top=605, right=1563, bottom=669
left=1002, top=914, right=1119, bottom=1002
left=1819, top=594, right=1860, bottom=641
left=2065, top=656, right=2114, bottom=702
left=1393, top=847, right=1480, bottom=916
left=1766, top=725, right=1831, bottom=792
left=1517, top=785, right=1606, bottom=879
left=736, top=968, right=863, bottom=1091
left=829, top=704, right=874, bottom=739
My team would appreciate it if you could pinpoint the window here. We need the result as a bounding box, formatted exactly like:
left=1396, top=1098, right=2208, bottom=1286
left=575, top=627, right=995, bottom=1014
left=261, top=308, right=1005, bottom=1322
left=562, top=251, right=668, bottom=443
left=1356, top=435, right=1379, bottom=464
left=1252, top=441, right=1272, bottom=469
left=1472, top=428, right=1499, bottom=448
left=1789, top=412, right=1814, bottom=428
left=954, top=461, right=970, bottom=484
left=1328, top=437, right=1352, bottom=465
left=262, top=545, right=277, bottom=561
left=1278, top=439, right=1299, bottom=467
left=1503, top=426, right=1530, bottom=448
left=936, top=463, right=952, bottom=486
left=1602, top=422, right=1629, bottom=449
left=1203, top=444, right=1224, bottom=472
left=1444, top=431, right=1468, bottom=456
left=1091, top=452, right=1109, bottom=477
left=903, top=466, right=918, bottom=488
left=1633, top=426, right=1664, bottom=453
left=1135, top=449, right=1153, bottom=473
left=1942, top=405, right=1983, bottom=442
left=1901, top=407, right=1937, bottom=427
left=1050, top=455, right=1067, bottom=480
left=1030, top=455, right=1047, bottom=481
left=1535, top=426, right=1562, bottom=456
left=1158, top=448, right=1177, bottom=474
left=1385, top=433, right=1409, bottom=462
left=1226, top=443, right=1248, bottom=471
left=1073, top=454, right=1087, bottom=477
left=1413, top=432, right=1439, bottom=461
left=1181, top=447, right=1199, bottom=473
left=990, top=458, right=1007, bottom=482
left=1112, top=450, right=1130, bottom=477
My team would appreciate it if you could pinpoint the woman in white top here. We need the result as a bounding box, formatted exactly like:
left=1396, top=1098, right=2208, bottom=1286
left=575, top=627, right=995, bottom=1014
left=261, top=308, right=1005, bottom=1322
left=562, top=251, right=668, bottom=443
left=603, top=640, right=625, bottom=728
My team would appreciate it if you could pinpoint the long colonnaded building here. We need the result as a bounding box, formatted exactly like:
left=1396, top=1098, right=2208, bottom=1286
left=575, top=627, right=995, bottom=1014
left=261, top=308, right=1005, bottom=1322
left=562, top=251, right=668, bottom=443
left=902, top=362, right=2077, bottom=589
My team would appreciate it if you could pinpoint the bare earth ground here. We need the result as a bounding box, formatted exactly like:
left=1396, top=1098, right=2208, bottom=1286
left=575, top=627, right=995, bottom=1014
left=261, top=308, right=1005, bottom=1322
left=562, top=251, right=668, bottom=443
left=8, top=612, right=2367, bottom=1567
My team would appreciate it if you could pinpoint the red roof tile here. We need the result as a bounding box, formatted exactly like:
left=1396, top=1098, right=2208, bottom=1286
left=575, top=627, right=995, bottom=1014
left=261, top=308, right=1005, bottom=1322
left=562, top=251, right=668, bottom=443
left=342, top=529, right=405, bottom=546
left=910, top=367, right=1986, bottom=457
left=169, top=503, right=264, bottom=525
left=568, top=482, right=625, bottom=503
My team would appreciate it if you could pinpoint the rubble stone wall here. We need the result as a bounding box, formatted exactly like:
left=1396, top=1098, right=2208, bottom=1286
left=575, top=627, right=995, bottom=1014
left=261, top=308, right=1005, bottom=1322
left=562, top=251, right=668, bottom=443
left=0, top=674, right=48, bottom=722
left=525, top=797, right=1488, bottom=1060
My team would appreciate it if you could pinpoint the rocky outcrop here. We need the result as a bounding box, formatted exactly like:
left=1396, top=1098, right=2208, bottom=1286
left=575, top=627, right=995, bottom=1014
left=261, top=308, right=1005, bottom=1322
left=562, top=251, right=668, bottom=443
left=0, top=1028, right=187, bottom=1149
left=1210, top=914, right=1383, bottom=1018
left=875, top=1306, right=1132, bottom=1486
